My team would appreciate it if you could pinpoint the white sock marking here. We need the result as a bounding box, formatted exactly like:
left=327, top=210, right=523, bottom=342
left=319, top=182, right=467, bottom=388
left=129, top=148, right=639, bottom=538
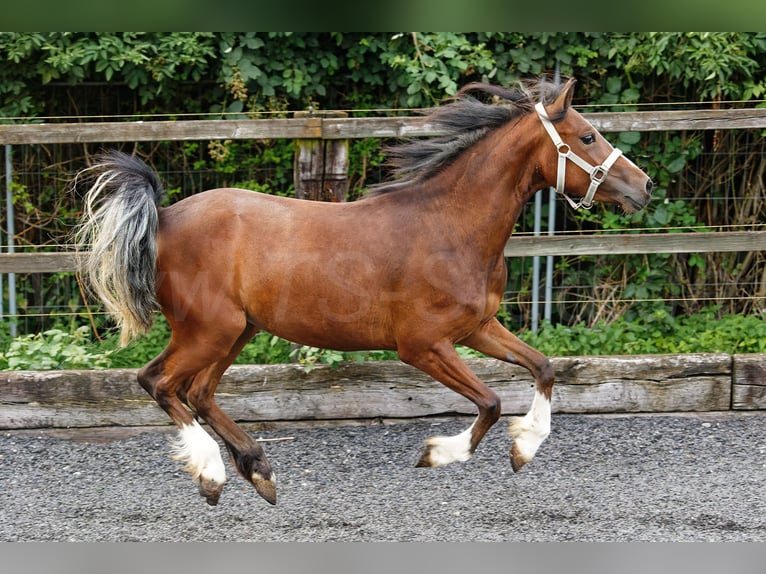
left=509, top=391, right=551, bottom=462
left=425, top=421, right=475, bottom=467
left=171, top=421, right=226, bottom=485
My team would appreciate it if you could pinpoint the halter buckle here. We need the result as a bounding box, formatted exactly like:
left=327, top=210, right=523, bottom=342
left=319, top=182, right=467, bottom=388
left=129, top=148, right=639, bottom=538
left=591, top=166, right=608, bottom=184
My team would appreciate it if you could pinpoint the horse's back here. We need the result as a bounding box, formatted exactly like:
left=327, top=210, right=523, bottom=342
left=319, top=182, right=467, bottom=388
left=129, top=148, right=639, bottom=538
left=160, top=187, right=299, bottom=229
left=155, top=187, right=401, bottom=349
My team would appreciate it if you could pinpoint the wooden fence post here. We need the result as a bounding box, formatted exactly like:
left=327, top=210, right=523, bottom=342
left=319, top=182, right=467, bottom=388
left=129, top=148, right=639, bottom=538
left=293, top=110, right=349, bottom=202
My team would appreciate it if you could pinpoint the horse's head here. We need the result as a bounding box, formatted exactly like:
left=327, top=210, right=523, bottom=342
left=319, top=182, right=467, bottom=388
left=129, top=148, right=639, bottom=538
left=535, top=78, right=653, bottom=213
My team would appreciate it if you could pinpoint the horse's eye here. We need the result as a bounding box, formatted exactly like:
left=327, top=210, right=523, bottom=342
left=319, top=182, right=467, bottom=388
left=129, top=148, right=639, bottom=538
left=581, top=133, right=596, bottom=145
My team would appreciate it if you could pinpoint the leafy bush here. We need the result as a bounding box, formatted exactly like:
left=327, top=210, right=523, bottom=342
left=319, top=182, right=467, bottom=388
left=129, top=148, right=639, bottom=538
left=520, top=307, right=766, bottom=356
left=0, top=326, right=113, bottom=370
left=3, top=308, right=766, bottom=371
left=102, top=320, right=172, bottom=368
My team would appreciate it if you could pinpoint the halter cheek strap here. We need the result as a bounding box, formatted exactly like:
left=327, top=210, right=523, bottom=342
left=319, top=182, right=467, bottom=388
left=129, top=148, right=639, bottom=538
left=535, top=102, right=623, bottom=210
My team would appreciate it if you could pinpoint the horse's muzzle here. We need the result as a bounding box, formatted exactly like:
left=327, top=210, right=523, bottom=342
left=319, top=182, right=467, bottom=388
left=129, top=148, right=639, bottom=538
left=623, top=178, right=654, bottom=213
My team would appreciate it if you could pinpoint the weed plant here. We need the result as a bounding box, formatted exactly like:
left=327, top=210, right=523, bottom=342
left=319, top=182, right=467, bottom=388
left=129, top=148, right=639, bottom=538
left=3, top=306, right=765, bottom=370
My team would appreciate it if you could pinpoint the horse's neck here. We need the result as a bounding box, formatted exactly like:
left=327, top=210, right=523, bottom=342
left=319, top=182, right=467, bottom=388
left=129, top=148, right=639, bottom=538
left=434, top=128, right=541, bottom=256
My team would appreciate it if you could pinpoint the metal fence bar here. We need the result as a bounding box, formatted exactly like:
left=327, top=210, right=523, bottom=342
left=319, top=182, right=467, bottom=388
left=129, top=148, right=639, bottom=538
left=4, top=145, right=16, bottom=336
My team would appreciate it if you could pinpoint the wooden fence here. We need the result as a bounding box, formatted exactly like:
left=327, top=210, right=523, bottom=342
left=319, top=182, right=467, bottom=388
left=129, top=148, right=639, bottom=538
left=2, top=353, right=765, bottom=429
left=2, top=106, right=766, bottom=274
left=4, top=108, right=766, bottom=428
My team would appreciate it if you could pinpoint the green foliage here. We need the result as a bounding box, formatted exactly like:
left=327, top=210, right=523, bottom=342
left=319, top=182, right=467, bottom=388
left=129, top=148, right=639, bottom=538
left=380, top=32, right=498, bottom=107
left=236, top=333, right=293, bottom=365
left=0, top=32, right=218, bottom=117
left=291, top=346, right=350, bottom=371
left=3, top=309, right=766, bottom=371
left=103, top=319, right=172, bottom=368
left=0, top=326, right=113, bottom=370
left=607, top=32, right=766, bottom=101
left=287, top=344, right=481, bottom=372
left=4, top=32, right=766, bottom=118
left=521, top=307, right=766, bottom=356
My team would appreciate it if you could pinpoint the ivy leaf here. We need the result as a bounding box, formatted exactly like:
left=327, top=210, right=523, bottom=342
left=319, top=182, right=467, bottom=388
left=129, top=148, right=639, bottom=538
left=622, top=87, right=640, bottom=102
left=651, top=203, right=670, bottom=226
left=619, top=132, right=641, bottom=145
left=667, top=156, right=687, bottom=173
left=606, top=76, right=622, bottom=94
left=238, top=60, right=262, bottom=81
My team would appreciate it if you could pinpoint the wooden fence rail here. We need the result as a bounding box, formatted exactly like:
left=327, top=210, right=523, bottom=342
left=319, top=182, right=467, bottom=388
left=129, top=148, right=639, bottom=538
left=2, top=107, right=766, bottom=144
left=2, top=353, right=764, bottom=429
left=2, top=231, right=766, bottom=274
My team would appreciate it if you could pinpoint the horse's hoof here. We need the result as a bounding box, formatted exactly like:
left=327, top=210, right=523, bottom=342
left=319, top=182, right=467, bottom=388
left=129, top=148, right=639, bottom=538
left=199, top=477, right=224, bottom=506
left=203, top=492, right=221, bottom=506
left=510, top=443, right=529, bottom=473
left=415, top=450, right=432, bottom=468
left=253, top=472, right=277, bottom=505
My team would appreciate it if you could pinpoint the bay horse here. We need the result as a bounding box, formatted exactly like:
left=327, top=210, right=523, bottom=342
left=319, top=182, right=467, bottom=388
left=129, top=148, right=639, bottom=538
left=75, top=78, right=652, bottom=506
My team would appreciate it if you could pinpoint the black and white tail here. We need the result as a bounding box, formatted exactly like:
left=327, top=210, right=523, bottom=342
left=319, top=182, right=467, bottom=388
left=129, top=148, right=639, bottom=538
left=75, top=151, right=165, bottom=345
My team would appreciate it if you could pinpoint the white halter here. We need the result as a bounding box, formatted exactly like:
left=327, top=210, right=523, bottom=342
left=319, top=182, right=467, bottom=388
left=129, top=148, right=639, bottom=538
left=535, top=102, right=623, bottom=210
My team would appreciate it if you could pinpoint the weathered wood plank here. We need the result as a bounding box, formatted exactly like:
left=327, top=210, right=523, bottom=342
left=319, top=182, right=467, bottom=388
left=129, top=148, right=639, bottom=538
left=2, top=231, right=763, bottom=274
left=547, top=354, right=731, bottom=413
left=503, top=231, right=766, bottom=257
left=321, top=117, right=443, bottom=139
left=0, top=118, right=321, bottom=145
left=0, top=368, right=159, bottom=428
left=582, top=108, right=766, bottom=132
left=293, top=111, right=350, bottom=202
left=732, top=354, right=766, bottom=410
left=0, top=252, right=79, bottom=273
left=0, top=403, right=165, bottom=429
left=0, top=354, right=735, bottom=429
left=2, top=108, right=766, bottom=146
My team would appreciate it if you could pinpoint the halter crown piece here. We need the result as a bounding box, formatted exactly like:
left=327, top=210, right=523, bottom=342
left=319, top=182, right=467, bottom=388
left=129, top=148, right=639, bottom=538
left=534, top=102, right=623, bottom=210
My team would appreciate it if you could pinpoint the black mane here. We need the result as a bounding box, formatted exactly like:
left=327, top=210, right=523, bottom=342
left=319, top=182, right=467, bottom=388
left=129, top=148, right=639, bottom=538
left=366, top=78, right=568, bottom=196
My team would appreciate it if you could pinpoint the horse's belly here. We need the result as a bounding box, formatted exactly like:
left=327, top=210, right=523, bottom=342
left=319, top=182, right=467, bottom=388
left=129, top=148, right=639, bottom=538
left=255, top=303, right=396, bottom=352
left=243, top=267, right=399, bottom=351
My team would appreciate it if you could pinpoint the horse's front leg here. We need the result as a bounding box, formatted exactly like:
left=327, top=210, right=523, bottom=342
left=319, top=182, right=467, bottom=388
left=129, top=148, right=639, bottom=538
left=460, top=318, right=555, bottom=472
left=398, top=339, right=501, bottom=467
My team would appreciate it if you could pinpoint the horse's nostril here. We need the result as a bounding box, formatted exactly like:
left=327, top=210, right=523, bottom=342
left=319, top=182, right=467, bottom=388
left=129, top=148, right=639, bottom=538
left=646, top=179, right=654, bottom=195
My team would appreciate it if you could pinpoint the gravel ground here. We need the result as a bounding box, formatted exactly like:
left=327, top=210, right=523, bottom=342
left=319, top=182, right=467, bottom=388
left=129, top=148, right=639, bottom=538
left=1, top=413, right=765, bottom=542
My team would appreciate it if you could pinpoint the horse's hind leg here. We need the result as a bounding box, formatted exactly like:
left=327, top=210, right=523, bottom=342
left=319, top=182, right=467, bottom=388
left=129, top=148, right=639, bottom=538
left=184, top=323, right=277, bottom=506
left=460, top=318, right=555, bottom=472
left=137, top=348, right=228, bottom=505
left=139, top=319, right=276, bottom=506
left=398, top=339, right=501, bottom=467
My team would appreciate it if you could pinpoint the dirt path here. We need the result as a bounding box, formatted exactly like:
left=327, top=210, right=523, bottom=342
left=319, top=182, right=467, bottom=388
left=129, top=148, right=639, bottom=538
left=2, top=413, right=764, bottom=541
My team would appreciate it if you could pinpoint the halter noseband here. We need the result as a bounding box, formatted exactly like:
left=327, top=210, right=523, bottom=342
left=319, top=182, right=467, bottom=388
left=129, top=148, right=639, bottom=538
left=535, top=102, right=623, bottom=210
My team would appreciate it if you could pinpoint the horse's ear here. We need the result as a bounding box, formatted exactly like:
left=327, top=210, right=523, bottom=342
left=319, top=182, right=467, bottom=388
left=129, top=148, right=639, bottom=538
left=551, top=77, right=577, bottom=114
